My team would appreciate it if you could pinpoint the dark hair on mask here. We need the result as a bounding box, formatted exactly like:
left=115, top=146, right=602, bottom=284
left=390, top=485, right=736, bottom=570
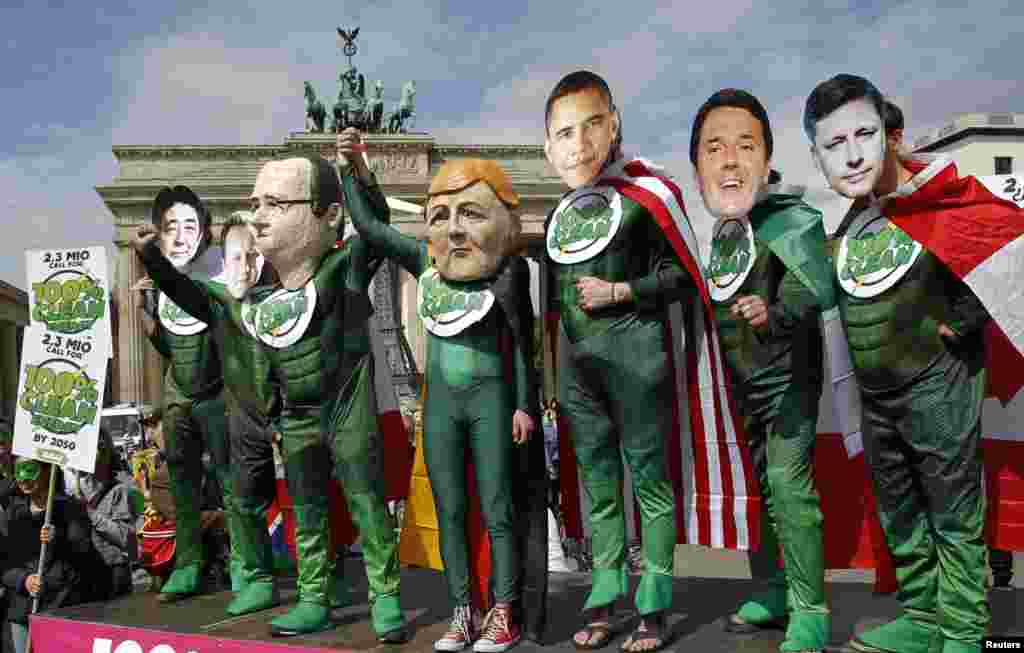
left=544, top=70, right=623, bottom=152
left=690, top=88, right=774, bottom=166
left=883, top=99, right=904, bottom=132
left=220, top=212, right=251, bottom=250
left=150, top=185, right=214, bottom=260
left=803, top=74, right=885, bottom=142
left=301, top=155, right=343, bottom=217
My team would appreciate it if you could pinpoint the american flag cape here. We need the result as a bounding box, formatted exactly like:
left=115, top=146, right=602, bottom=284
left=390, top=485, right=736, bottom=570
left=549, top=156, right=760, bottom=551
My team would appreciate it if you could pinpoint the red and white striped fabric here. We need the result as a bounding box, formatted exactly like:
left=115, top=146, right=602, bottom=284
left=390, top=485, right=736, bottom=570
left=594, top=156, right=759, bottom=551
left=885, top=158, right=1024, bottom=404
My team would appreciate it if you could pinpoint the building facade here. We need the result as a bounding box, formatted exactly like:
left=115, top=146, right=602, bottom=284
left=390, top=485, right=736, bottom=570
left=913, top=112, right=1024, bottom=176
left=0, top=279, right=28, bottom=420
left=96, top=132, right=566, bottom=408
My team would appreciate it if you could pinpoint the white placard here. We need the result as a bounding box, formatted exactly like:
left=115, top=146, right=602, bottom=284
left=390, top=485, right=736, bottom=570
left=25, top=246, right=113, bottom=359
left=12, top=324, right=109, bottom=473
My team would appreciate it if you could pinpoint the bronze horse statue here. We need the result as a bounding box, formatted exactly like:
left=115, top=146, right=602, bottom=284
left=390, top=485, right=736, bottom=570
left=304, top=81, right=326, bottom=133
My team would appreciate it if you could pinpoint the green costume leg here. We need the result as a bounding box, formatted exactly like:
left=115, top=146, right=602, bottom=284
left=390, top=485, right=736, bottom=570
left=330, top=356, right=404, bottom=637
left=766, top=391, right=828, bottom=651
left=159, top=373, right=206, bottom=599
left=563, top=334, right=626, bottom=613
left=195, top=395, right=243, bottom=592
left=856, top=357, right=987, bottom=653
left=566, top=321, right=677, bottom=616
left=424, top=376, right=520, bottom=607
left=225, top=396, right=279, bottom=616
left=731, top=420, right=789, bottom=629
left=270, top=410, right=333, bottom=636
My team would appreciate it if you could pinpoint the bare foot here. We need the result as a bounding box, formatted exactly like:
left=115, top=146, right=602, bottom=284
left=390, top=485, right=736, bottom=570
left=573, top=606, right=613, bottom=650
left=621, top=614, right=665, bottom=653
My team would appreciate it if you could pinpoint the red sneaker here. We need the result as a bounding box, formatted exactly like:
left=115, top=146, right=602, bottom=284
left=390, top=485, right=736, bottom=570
left=473, top=605, right=521, bottom=653
left=435, top=604, right=481, bottom=652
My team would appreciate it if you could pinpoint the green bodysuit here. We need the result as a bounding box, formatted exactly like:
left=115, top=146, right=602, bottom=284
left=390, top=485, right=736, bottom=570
left=834, top=195, right=990, bottom=653
left=142, top=207, right=404, bottom=636
left=139, top=250, right=281, bottom=615
left=342, top=173, right=546, bottom=629
left=708, top=194, right=831, bottom=651
left=146, top=278, right=227, bottom=597
left=545, top=182, right=691, bottom=616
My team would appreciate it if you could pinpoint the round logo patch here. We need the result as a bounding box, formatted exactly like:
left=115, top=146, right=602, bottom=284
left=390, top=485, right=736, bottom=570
left=707, top=216, right=756, bottom=303
left=242, top=281, right=318, bottom=349
left=157, top=292, right=208, bottom=336
left=837, top=208, right=923, bottom=299
left=417, top=268, right=495, bottom=338
left=546, top=186, right=623, bottom=264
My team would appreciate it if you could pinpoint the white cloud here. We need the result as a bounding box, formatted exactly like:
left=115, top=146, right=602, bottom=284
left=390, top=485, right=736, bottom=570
left=3, top=0, right=1022, bottom=291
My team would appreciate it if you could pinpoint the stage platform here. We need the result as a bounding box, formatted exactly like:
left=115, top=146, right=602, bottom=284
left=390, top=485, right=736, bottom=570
left=29, top=560, right=1023, bottom=653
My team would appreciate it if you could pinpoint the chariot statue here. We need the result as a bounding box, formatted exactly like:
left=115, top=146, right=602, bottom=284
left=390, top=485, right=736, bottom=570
left=302, top=27, right=419, bottom=134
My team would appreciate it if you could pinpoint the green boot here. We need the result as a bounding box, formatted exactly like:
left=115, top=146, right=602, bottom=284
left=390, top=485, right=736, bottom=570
left=372, top=594, right=409, bottom=643
left=269, top=499, right=333, bottom=636
left=230, top=502, right=275, bottom=596
left=780, top=612, right=830, bottom=652
left=850, top=615, right=942, bottom=653
left=725, top=570, right=789, bottom=633
left=269, top=601, right=332, bottom=637
left=227, top=581, right=280, bottom=616
left=158, top=563, right=203, bottom=602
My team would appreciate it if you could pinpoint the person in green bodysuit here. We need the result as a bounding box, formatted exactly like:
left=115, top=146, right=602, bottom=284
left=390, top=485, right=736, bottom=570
left=693, top=89, right=833, bottom=653
left=338, top=130, right=543, bottom=653
left=207, top=211, right=284, bottom=616
left=138, top=186, right=228, bottom=603
left=542, top=71, right=692, bottom=653
left=805, top=74, right=992, bottom=653
left=133, top=157, right=407, bottom=640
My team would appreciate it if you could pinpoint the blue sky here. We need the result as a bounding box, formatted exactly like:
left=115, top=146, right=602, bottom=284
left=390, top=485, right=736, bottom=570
left=2, top=0, right=1022, bottom=289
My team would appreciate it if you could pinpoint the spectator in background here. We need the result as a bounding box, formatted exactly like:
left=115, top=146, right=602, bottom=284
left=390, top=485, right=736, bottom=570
left=66, top=429, right=140, bottom=600
left=3, top=459, right=92, bottom=653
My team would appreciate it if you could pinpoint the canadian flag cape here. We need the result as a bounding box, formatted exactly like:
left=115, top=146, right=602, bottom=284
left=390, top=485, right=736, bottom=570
left=550, top=155, right=760, bottom=551
left=877, top=156, right=1024, bottom=404
left=825, top=157, right=1024, bottom=589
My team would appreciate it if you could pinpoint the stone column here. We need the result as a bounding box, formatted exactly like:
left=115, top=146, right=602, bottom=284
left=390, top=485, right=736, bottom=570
left=399, top=270, right=424, bottom=369
left=114, top=241, right=166, bottom=406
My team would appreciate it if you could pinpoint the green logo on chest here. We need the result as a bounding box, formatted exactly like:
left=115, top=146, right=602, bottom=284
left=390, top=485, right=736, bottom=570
left=159, top=298, right=191, bottom=323
left=421, top=278, right=487, bottom=319
left=248, top=293, right=309, bottom=336
left=553, top=204, right=614, bottom=249
left=709, top=230, right=753, bottom=278
left=841, top=225, right=916, bottom=281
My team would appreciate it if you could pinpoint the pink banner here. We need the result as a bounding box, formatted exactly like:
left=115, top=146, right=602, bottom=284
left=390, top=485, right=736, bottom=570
left=30, top=615, right=357, bottom=653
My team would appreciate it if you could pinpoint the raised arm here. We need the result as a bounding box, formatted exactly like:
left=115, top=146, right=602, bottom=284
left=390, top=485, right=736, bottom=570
left=342, top=173, right=426, bottom=277
left=133, top=229, right=216, bottom=325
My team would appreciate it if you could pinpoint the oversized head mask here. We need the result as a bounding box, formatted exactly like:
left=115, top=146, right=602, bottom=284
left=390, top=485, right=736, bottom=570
left=425, top=159, right=521, bottom=281
left=222, top=212, right=266, bottom=299
left=249, top=157, right=340, bottom=279
left=151, top=186, right=211, bottom=270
